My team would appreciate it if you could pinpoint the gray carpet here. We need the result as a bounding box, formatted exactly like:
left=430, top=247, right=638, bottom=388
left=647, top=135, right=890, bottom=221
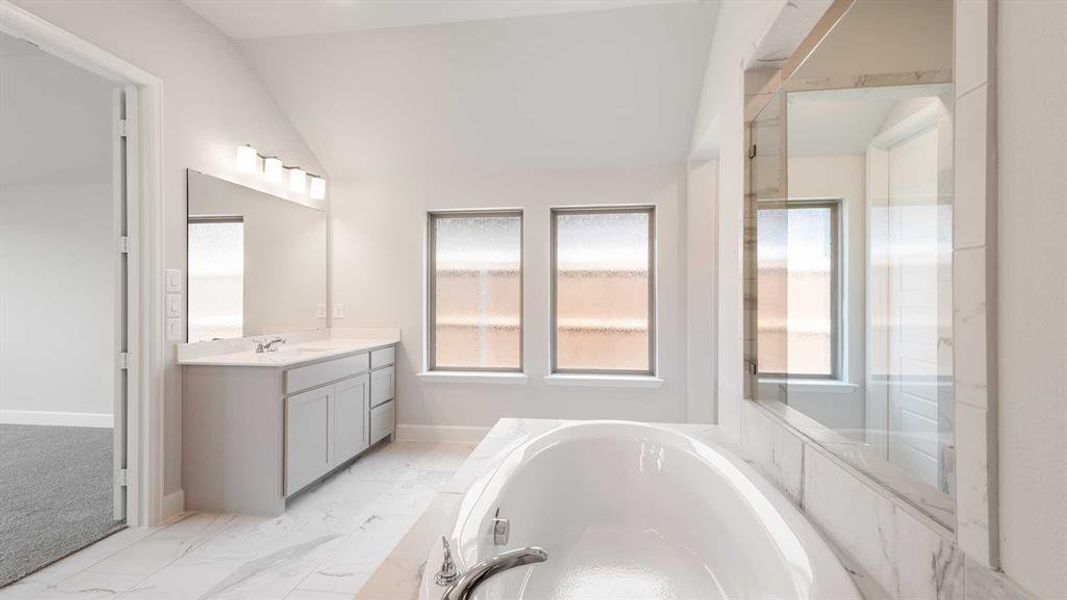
left=0, top=424, right=123, bottom=587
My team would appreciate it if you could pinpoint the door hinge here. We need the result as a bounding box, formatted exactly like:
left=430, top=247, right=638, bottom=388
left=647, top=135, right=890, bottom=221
left=116, top=119, right=130, bottom=138
left=118, top=236, right=130, bottom=254
left=117, top=468, right=129, bottom=486
left=119, top=352, right=130, bottom=370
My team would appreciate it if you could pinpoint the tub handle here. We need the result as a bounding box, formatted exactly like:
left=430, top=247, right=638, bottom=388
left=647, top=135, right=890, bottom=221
left=434, top=536, right=459, bottom=586
left=492, top=509, right=510, bottom=546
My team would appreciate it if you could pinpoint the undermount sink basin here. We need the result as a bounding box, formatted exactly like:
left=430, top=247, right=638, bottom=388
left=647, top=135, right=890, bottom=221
left=274, top=346, right=333, bottom=355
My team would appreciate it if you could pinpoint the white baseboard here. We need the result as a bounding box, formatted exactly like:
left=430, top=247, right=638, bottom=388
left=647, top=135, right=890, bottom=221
left=0, top=409, right=113, bottom=428
left=395, top=424, right=490, bottom=443
left=162, top=489, right=185, bottom=521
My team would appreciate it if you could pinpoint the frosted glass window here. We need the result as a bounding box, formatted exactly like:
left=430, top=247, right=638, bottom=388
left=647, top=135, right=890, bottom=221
left=188, top=219, right=244, bottom=342
left=552, top=208, right=654, bottom=374
left=428, top=212, right=522, bottom=371
left=756, top=202, right=838, bottom=377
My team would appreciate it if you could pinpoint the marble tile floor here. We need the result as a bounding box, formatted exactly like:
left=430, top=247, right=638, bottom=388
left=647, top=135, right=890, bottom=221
left=0, top=441, right=476, bottom=600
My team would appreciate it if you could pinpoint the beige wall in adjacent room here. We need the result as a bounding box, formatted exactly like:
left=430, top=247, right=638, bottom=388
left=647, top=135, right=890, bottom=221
left=0, top=33, right=116, bottom=424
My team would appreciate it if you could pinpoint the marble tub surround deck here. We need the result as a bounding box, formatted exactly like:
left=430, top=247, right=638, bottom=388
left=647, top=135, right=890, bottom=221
left=0, top=441, right=473, bottom=600
left=740, top=401, right=1036, bottom=600
left=361, top=418, right=1036, bottom=600
left=177, top=327, right=400, bottom=366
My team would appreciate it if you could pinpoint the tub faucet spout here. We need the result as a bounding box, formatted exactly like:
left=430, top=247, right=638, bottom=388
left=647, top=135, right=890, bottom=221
left=440, top=546, right=548, bottom=600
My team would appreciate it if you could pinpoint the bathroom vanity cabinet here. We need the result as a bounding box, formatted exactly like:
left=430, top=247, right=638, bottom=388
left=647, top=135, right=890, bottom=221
left=181, top=342, right=397, bottom=516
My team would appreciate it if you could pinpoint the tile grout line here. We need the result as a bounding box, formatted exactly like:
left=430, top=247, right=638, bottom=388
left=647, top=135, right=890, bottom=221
left=26, top=525, right=169, bottom=596
left=51, top=513, right=242, bottom=598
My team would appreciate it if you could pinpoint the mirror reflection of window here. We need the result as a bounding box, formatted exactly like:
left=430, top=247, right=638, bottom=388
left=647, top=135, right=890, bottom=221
left=188, top=218, right=244, bottom=342
left=757, top=202, right=839, bottom=379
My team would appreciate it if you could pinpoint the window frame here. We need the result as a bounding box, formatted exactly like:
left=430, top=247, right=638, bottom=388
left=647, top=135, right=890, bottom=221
left=755, top=198, right=842, bottom=381
left=426, top=209, right=524, bottom=373
left=550, top=205, right=657, bottom=376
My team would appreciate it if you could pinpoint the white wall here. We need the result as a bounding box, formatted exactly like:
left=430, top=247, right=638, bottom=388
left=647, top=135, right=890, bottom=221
left=685, top=160, right=718, bottom=423
left=996, top=1, right=1067, bottom=596
left=688, top=0, right=794, bottom=436
left=331, top=165, right=688, bottom=431
left=0, top=34, right=116, bottom=427
left=11, top=0, right=325, bottom=496
left=689, top=0, right=789, bottom=158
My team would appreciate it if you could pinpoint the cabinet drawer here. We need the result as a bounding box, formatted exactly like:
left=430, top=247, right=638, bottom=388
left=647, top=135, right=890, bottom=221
left=370, top=346, right=395, bottom=369
left=370, top=366, right=394, bottom=407
left=370, top=400, right=395, bottom=445
left=286, top=353, right=369, bottom=394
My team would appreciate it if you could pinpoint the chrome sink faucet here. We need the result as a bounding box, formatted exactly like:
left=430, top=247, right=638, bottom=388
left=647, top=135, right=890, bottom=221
left=435, top=537, right=548, bottom=600
left=254, top=337, right=287, bottom=353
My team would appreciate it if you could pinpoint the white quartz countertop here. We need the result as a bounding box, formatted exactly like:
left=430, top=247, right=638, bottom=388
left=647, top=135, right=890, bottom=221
left=177, top=338, right=398, bottom=367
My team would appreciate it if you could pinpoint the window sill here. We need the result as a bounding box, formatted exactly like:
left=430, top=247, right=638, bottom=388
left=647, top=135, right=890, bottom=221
left=758, top=378, right=859, bottom=395
left=543, top=374, right=663, bottom=389
left=417, top=371, right=528, bottom=385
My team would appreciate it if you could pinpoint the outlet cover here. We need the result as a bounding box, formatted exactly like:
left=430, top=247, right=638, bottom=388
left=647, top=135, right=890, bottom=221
left=166, top=318, right=183, bottom=342
left=165, top=268, right=182, bottom=292
left=166, top=294, right=182, bottom=318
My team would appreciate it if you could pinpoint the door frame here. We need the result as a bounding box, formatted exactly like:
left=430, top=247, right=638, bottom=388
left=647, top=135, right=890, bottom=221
left=1, top=0, right=166, bottom=527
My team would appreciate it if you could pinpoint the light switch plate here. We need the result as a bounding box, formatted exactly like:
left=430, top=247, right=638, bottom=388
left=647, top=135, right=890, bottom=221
left=166, top=318, right=183, bottom=342
left=316, top=304, right=327, bottom=319
left=166, top=294, right=182, bottom=318
left=332, top=304, right=345, bottom=319
left=166, top=268, right=182, bottom=292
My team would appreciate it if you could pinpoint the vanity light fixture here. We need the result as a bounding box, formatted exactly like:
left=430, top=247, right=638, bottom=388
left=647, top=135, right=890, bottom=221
left=236, top=145, right=258, bottom=173
left=237, top=144, right=316, bottom=197
left=263, top=157, right=283, bottom=183
left=288, top=167, right=307, bottom=193
left=309, top=175, right=326, bottom=200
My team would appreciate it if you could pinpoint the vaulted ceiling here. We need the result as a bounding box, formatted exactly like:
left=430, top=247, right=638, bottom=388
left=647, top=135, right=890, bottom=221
left=187, top=2, right=720, bottom=177
left=182, top=0, right=699, bottom=39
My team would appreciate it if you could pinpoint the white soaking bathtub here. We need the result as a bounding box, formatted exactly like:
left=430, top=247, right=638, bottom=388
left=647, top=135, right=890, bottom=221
left=420, top=421, right=861, bottom=600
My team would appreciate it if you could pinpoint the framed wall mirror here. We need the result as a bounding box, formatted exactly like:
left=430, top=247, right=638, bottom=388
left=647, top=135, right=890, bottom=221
left=745, top=0, right=957, bottom=528
left=185, top=170, right=327, bottom=342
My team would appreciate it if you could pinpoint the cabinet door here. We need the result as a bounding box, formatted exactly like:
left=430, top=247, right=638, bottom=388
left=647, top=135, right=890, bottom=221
left=285, top=386, right=333, bottom=496
left=334, top=374, right=370, bottom=463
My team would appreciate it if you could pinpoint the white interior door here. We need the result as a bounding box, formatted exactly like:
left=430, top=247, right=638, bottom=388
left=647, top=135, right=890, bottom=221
left=885, top=125, right=941, bottom=487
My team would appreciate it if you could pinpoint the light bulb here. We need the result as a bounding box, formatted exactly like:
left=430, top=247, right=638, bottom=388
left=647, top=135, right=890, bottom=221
left=236, top=145, right=258, bottom=173
left=288, top=167, right=307, bottom=193
left=263, top=157, right=283, bottom=183
left=309, top=176, right=326, bottom=200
